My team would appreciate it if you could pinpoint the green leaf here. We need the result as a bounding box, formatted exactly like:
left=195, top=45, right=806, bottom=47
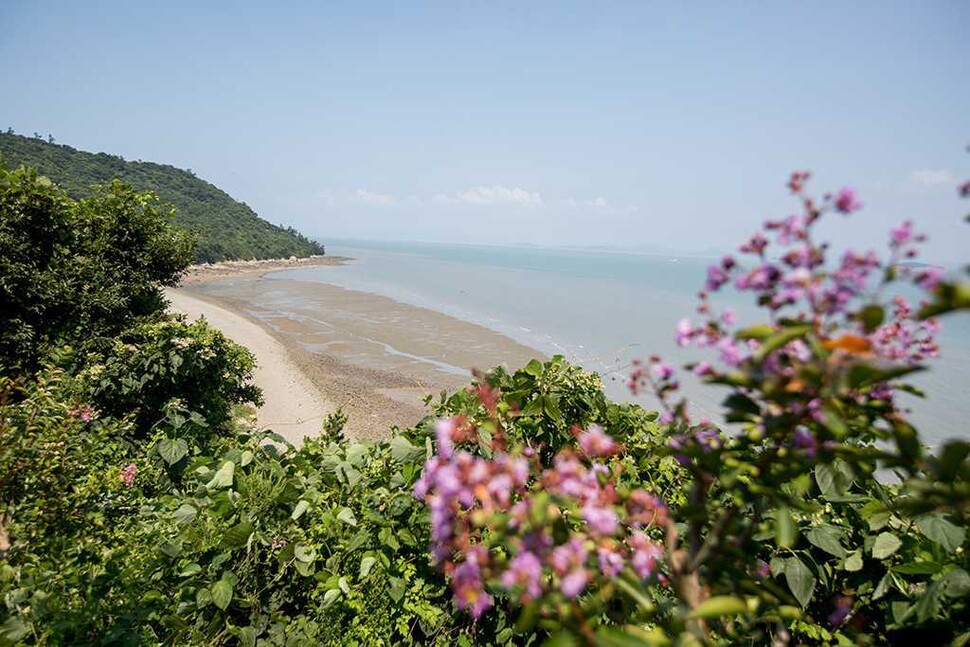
left=873, top=572, right=891, bottom=600
left=937, top=441, right=970, bottom=481
left=847, top=363, right=923, bottom=390
left=0, top=616, right=30, bottom=642
left=172, top=503, right=197, bottom=525
left=157, top=438, right=188, bottom=465
left=595, top=626, right=665, bottom=647
left=359, top=556, right=377, bottom=579
left=388, top=576, right=406, bottom=603
left=805, top=524, right=847, bottom=558
left=815, top=461, right=852, bottom=498
left=784, top=558, right=816, bottom=607
left=942, top=569, right=970, bottom=598
left=235, top=626, right=256, bottom=647
left=775, top=506, right=797, bottom=548
left=159, top=539, right=183, bottom=558
left=722, top=392, right=760, bottom=416
left=753, top=324, right=812, bottom=363
left=843, top=550, right=863, bottom=572
left=857, top=304, right=885, bottom=333
left=541, top=632, right=580, bottom=647
left=221, top=521, right=254, bottom=550
left=389, top=435, right=423, bottom=463
left=294, top=544, right=315, bottom=563
left=893, top=562, right=942, bottom=575
left=211, top=577, right=233, bottom=611
left=322, top=588, right=341, bottom=608
left=206, top=460, right=235, bottom=489
left=735, top=324, right=776, bottom=340
left=522, top=359, right=543, bottom=377
left=872, top=532, right=903, bottom=560
left=337, top=506, right=357, bottom=527
left=914, top=580, right=943, bottom=623
left=688, top=595, right=748, bottom=619
left=917, top=514, right=966, bottom=552
left=543, top=395, right=563, bottom=423
left=179, top=563, right=202, bottom=577
left=291, top=499, right=309, bottom=520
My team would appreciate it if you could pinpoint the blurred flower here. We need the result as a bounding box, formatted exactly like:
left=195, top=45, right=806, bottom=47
left=120, top=463, right=137, bottom=487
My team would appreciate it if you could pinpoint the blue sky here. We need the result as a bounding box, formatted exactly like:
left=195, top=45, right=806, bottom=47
left=2, top=1, right=968, bottom=262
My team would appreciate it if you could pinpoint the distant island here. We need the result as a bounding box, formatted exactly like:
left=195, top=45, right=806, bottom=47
left=0, top=131, right=325, bottom=262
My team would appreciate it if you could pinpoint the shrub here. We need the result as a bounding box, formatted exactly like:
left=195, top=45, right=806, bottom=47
left=0, top=165, right=193, bottom=375
left=77, top=315, right=262, bottom=436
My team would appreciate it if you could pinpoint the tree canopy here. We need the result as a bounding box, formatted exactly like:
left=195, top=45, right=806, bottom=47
left=0, top=132, right=325, bottom=263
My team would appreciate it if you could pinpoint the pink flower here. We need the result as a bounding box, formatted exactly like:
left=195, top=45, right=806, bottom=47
left=629, top=532, right=663, bottom=580
left=582, top=503, right=619, bottom=536
left=691, top=361, right=713, bottom=377
left=740, top=231, right=769, bottom=255
left=500, top=551, right=543, bottom=601
left=890, top=221, right=913, bottom=248
left=577, top=425, right=619, bottom=458
left=560, top=569, right=589, bottom=599
left=597, top=545, right=625, bottom=577
left=551, top=538, right=589, bottom=599
left=833, top=188, right=862, bottom=214
left=70, top=404, right=95, bottom=422
left=435, top=418, right=457, bottom=458
left=453, top=546, right=493, bottom=619
left=651, top=362, right=675, bottom=381
left=120, top=463, right=137, bottom=487
left=675, top=318, right=694, bottom=347
left=915, top=267, right=944, bottom=291
left=705, top=264, right=730, bottom=292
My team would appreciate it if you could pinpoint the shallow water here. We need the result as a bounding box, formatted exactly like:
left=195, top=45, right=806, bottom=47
left=269, top=239, right=970, bottom=446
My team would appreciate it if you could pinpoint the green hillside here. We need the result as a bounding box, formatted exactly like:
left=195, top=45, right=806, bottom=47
left=0, top=132, right=325, bottom=263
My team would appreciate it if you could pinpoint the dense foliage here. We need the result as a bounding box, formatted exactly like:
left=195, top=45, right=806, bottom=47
left=0, top=165, right=193, bottom=375
left=2, top=164, right=968, bottom=646
left=0, top=133, right=325, bottom=263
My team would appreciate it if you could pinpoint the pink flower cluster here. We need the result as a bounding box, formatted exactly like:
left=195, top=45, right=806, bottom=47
left=414, top=420, right=667, bottom=618
left=120, top=463, right=137, bottom=487
left=869, top=296, right=940, bottom=364
left=666, top=176, right=942, bottom=372
left=629, top=172, right=945, bottom=455
left=69, top=404, right=95, bottom=423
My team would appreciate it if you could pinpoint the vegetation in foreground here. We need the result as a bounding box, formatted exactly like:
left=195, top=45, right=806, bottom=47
left=1, top=163, right=969, bottom=646
left=0, top=132, right=325, bottom=263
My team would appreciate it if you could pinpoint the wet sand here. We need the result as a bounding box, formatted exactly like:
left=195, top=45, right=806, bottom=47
left=173, top=269, right=544, bottom=441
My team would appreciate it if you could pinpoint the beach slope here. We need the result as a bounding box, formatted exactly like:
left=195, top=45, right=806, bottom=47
left=165, top=288, right=334, bottom=445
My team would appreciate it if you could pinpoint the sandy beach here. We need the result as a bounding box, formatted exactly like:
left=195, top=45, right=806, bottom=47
left=169, top=260, right=544, bottom=441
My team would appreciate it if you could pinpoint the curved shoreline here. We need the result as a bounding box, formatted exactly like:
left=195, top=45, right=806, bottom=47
left=165, top=288, right=336, bottom=445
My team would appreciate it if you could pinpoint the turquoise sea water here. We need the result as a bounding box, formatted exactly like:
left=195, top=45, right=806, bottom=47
left=272, top=239, right=970, bottom=446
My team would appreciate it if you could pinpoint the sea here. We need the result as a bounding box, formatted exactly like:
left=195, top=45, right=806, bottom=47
left=270, top=238, right=970, bottom=447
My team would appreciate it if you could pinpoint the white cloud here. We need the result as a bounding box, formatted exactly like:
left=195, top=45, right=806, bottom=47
left=313, top=186, right=635, bottom=213
left=351, top=189, right=398, bottom=206
left=434, top=185, right=543, bottom=207
left=907, top=169, right=954, bottom=188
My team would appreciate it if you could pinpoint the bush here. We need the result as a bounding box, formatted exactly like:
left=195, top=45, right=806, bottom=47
left=77, top=315, right=262, bottom=436
left=0, top=166, right=193, bottom=375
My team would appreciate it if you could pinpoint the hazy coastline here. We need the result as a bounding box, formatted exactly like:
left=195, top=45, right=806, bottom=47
left=174, top=264, right=544, bottom=440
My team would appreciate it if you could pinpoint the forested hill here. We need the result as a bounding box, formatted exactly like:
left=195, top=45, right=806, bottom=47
left=0, top=132, right=325, bottom=262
